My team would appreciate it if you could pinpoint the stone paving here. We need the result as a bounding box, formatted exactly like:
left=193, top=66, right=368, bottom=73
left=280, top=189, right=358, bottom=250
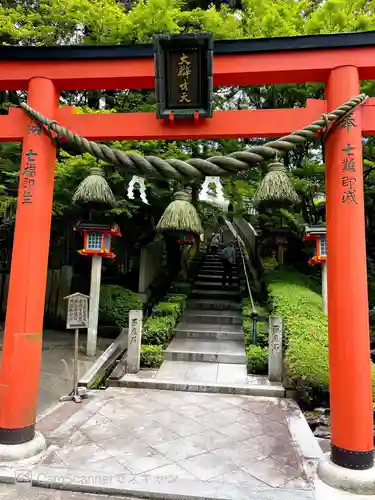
left=0, top=328, right=112, bottom=416
left=22, top=387, right=321, bottom=499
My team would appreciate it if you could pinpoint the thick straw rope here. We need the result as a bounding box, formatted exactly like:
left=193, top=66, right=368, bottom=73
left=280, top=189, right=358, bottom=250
left=10, top=94, right=367, bottom=182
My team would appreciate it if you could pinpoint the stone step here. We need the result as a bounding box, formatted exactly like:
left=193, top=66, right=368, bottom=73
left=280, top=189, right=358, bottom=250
left=187, top=299, right=242, bottom=311
left=194, top=281, right=240, bottom=291
left=197, top=274, right=240, bottom=282
left=200, top=264, right=223, bottom=271
left=155, top=360, right=248, bottom=384
left=112, top=374, right=286, bottom=398
left=175, top=320, right=243, bottom=337
left=175, top=328, right=243, bottom=341
left=183, top=309, right=242, bottom=325
left=191, top=289, right=242, bottom=300
left=164, top=337, right=246, bottom=364
left=200, top=265, right=229, bottom=272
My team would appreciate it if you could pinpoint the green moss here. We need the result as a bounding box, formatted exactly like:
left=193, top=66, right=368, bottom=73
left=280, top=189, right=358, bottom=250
left=140, top=345, right=164, bottom=368
left=99, top=285, right=142, bottom=328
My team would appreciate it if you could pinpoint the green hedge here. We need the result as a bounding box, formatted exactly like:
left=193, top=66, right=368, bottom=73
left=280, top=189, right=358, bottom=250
left=140, top=293, right=188, bottom=368
left=140, top=345, right=164, bottom=368
left=142, top=315, right=175, bottom=347
left=154, top=301, right=182, bottom=320
left=246, top=345, right=268, bottom=374
left=167, top=294, right=188, bottom=313
left=243, top=317, right=268, bottom=349
left=267, top=266, right=375, bottom=399
left=170, top=282, right=192, bottom=295
left=243, top=298, right=269, bottom=373
left=99, top=285, right=142, bottom=328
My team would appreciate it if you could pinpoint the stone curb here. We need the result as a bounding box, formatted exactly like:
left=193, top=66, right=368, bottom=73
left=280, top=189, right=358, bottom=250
left=281, top=399, right=323, bottom=486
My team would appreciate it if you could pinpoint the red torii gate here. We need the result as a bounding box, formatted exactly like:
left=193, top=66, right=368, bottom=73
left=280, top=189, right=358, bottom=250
left=0, top=31, right=374, bottom=479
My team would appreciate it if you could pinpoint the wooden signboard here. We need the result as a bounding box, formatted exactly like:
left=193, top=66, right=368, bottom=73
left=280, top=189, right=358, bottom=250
left=154, top=32, right=214, bottom=120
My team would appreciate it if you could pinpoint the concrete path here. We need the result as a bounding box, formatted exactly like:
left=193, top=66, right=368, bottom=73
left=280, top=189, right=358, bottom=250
left=7, top=387, right=322, bottom=500
left=0, top=328, right=112, bottom=416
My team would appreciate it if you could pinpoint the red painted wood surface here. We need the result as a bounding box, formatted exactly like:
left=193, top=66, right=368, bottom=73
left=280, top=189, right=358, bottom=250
left=2, top=99, right=375, bottom=142
left=2, top=46, right=375, bottom=90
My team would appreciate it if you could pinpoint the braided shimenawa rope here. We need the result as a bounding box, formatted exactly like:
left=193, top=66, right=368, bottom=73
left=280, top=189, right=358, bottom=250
left=12, top=94, right=367, bottom=182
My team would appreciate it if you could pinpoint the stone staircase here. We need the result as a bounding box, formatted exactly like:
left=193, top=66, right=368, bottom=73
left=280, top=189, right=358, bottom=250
left=158, top=248, right=248, bottom=383
left=112, top=247, right=285, bottom=397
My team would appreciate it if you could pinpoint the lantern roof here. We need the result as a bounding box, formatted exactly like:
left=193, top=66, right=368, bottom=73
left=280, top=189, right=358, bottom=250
left=304, top=224, right=326, bottom=238
left=74, top=221, right=122, bottom=239
left=74, top=221, right=113, bottom=232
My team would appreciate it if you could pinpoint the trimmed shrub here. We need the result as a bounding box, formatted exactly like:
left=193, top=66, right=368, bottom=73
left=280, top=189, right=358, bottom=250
left=154, top=301, right=182, bottom=320
left=167, top=294, right=188, bottom=313
left=242, top=299, right=269, bottom=320
left=140, top=345, right=164, bottom=368
left=266, top=267, right=329, bottom=395
left=243, top=298, right=269, bottom=372
left=246, top=345, right=268, bottom=374
left=142, top=315, right=175, bottom=347
left=266, top=266, right=375, bottom=404
left=171, top=282, right=192, bottom=295
left=267, top=266, right=330, bottom=395
left=244, top=317, right=268, bottom=348
left=99, top=285, right=142, bottom=328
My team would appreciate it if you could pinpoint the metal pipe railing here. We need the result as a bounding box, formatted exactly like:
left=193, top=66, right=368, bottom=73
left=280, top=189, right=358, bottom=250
left=222, top=216, right=258, bottom=344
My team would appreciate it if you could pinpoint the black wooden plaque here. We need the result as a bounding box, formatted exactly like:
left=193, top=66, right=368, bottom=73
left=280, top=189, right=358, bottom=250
left=154, top=32, right=213, bottom=120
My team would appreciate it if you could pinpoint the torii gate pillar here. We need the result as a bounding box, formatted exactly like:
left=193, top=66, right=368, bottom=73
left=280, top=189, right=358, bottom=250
left=0, top=77, right=57, bottom=458
left=318, top=66, right=375, bottom=492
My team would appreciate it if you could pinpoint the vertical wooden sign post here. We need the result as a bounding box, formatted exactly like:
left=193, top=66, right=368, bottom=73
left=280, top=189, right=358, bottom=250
left=60, top=293, right=90, bottom=403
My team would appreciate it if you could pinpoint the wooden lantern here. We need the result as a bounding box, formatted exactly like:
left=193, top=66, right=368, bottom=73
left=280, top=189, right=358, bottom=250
left=74, top=222, right=121, bottom=259
left=303, top=225, right=327, bottom=265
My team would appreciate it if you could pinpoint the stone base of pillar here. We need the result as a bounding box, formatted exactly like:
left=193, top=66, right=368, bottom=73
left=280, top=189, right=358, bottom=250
left=0, top=431, right=45, bottom=467
left=317, top=452, right=375, bottom=497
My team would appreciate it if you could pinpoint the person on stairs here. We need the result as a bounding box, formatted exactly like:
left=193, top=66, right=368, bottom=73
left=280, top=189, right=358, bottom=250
left=210, top=232, right=221, bottom=255
left=220, top=241, right=236, bottom=288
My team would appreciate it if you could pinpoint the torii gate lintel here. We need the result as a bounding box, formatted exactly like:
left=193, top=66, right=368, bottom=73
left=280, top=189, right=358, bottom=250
left=2, top=98, right=375, bottom=141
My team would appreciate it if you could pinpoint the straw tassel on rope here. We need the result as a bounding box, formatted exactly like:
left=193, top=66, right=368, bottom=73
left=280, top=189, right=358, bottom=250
left=156, top=190, right=203, bottom=235
left=254, top=160, right=300, bottom=205
left=73, top=167, right=117, bottom=206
